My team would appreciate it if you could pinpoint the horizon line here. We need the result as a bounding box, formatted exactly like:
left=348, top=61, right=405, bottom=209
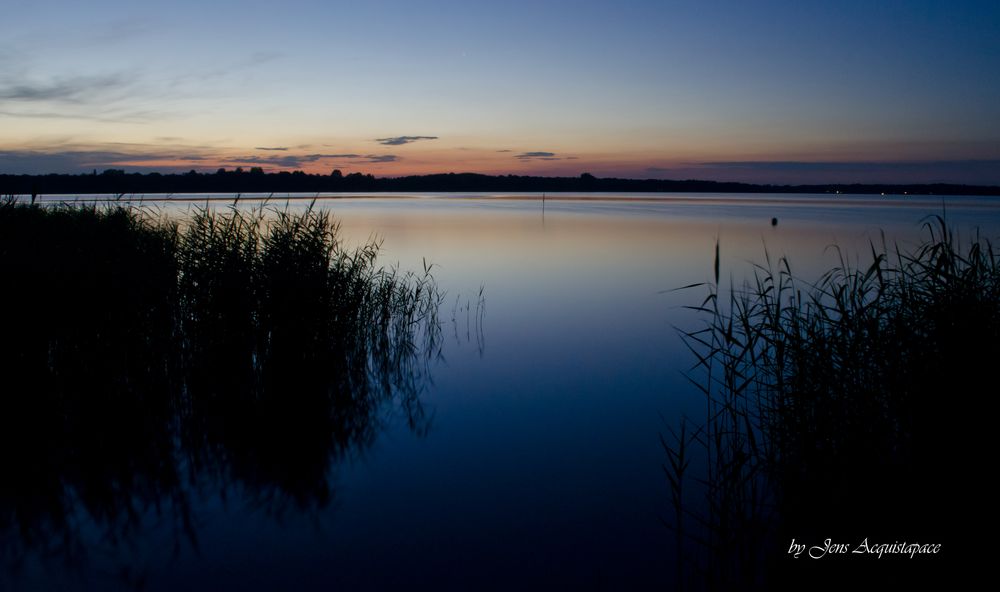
left=2, top=168, right=1000, bottom=189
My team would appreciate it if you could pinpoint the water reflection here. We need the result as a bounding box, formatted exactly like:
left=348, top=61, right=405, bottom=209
left=0, top=204, right=441, bottom=585
left=4, top=195, right=997, bottom=589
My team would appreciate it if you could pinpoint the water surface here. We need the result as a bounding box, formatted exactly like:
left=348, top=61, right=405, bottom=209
left=7, top=193, right=1000, bottom=590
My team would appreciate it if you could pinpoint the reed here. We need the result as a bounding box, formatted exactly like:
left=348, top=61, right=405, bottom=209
left=665, top=216, right=998, bottom=588
left=0, top=198, right=443, bottom=564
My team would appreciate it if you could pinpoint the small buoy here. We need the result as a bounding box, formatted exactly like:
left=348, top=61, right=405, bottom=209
left=771, top=217, right=778, bottom=226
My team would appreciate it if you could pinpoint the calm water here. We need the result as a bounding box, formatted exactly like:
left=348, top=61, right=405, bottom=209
left=8, top=193, right=1000, bottom=590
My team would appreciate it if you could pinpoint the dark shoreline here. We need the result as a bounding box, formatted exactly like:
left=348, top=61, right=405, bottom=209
left=4, top=170, right=999, bottom=197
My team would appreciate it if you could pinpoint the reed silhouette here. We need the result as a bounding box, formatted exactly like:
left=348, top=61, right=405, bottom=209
left=664, top=216, right=996, bottom=589
left=0, top=199, right=442, bottom=580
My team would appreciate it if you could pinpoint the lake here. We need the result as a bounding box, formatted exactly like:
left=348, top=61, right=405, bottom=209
left=6, top=193, right=1000, bottom=590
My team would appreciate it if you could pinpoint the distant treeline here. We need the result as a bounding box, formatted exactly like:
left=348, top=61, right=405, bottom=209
left=3, top=168, right=999, bottom=196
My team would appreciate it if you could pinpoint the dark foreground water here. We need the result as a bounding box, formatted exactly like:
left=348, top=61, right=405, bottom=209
left=6, top=193, right=1000, bottom=590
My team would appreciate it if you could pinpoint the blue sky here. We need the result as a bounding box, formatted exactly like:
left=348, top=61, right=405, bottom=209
left=1, top=0, right=999, bottom=183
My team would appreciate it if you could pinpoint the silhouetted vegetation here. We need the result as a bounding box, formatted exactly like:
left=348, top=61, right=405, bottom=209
left=0, top=199, right=442, bottom=577
left=2, top=169, right=999, bottom=196
left=665, top=218, right=995, bottom=589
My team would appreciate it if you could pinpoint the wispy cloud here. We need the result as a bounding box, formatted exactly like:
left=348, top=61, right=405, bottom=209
left=192, top=52, right=284, bottom=82
left=0, top=108, right=164, bottom=123
left=0, top=58, right=177, bottom=123
left=0, top=73, right=131, bottom=103
left=357, top=154, right=399, bottom=163
left=225, top=154, right=335, bottom=167
left=222, top=153, right=399, bottom=168
left=699, top=160, right=1000, bottom=179
left=0, top=145, right=402, bottom=174
left=0, top=42, right=283, bottom=124
left=87, top=17, right=156, bottom=46
left=0, top=149, right=158, bottom=174
left=222, top=155, right=303, bottom=167
left=302, top=153, right=361, bottom=162
left=254, top=146, right=289, bottom=151
left=644, top=160, right=1000, bottom=184
left=701, top=160, right=1000, bottom=173
left=514, top=151, right=575, bottom=161
left=307, top=153, right=361, bottom=159
left=374, top=136, right=438, bottom=146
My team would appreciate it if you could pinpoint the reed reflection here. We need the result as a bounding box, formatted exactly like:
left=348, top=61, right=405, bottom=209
left=0, top=200, right=442, bottom=574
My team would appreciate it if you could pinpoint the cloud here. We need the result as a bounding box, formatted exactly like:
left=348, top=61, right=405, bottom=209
left=645, top=160, right=1000, bottom=185
left=254, top=146, right=289, bottom=151
left=191, top=52, right=284, bottom=82
left=0, top=73, right=130, bottom=103
left=357, top=154, right=398, bottom=163
left=232, top=156, right=302, bottom=167
left=304, top=153, right=360, bottom=159
left=0, top=65, right=176, bottom=123
left=0, top=46, right=282, bottom=123
left=374, top=136, right=438, bottom=146
left=514, top=151, right=575, bottom=161
left=223, top=155, right=318, bottom=168
left=0, top=149, right=153, bottom=174
left=496, top=149, right=512, bottom=153
left=0, top=146, right=401, bottom=174
left=701, top=160, right=1000, bottom=177
left=706, top=161, right=879, bottom=172
left=221, top=153, right=398, bottom=168
left=0, top=109, right=163, bottom=123
left=87, top=17, right=156, bottom=46
left=0, top=146, right=254, bottom=173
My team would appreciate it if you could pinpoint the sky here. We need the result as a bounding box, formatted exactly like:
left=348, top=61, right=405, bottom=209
left=1, top=0, right=999, bottom=184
